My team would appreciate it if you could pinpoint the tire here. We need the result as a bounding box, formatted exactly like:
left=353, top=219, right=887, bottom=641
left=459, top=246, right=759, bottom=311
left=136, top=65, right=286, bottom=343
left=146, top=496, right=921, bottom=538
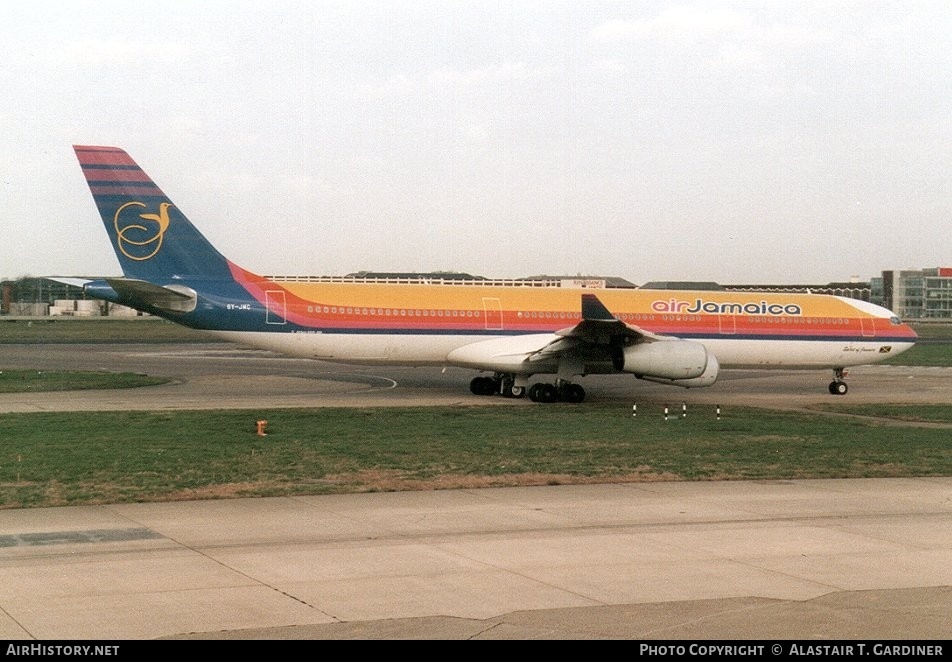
left=559, top=383, right=585, bottom=403
left=528, top=383, right=543, bottom=402
left=470, top=376, right=496, bottom=396
left=829, top=380, right=848, bottom=395
left=539, top=383, right=558, bottom=403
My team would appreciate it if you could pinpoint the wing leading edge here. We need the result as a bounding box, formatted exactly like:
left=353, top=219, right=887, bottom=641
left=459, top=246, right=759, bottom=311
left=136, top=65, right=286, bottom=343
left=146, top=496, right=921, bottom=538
left=449, top=293, right=672, bottom=370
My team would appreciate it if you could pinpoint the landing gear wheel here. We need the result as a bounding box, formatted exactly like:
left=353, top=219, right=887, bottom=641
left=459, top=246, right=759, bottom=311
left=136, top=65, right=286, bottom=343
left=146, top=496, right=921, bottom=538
left=510, top=385, right=525, bottom=398
left=540, top=383, right=558, bottom=403
left=559, top=383, right=586, bottom=403
left=528, top=383, right=559, bottom=403
left=829, top=368, right=848, bottom=396
left=828, top=380, right=848, bottom=395
left=469, top=376, right=498, bottom=396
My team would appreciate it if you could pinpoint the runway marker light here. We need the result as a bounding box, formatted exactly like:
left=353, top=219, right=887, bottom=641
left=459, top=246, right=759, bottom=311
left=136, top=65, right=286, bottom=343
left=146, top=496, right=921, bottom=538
left=632, top=403, right=637, bottom=417
left=256, top=419, right=268, bottom=436
left=682, top=402, right=687, bottom=418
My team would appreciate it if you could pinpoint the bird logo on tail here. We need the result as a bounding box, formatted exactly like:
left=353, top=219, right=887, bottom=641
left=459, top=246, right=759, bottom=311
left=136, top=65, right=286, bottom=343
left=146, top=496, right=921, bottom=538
left=114, top=201, right=173, bottom=261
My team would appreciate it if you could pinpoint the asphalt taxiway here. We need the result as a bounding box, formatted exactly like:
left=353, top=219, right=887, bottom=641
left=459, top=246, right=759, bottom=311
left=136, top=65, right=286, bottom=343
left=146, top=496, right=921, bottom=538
left=0, top=343, right=950, bottom=640
left=1, top=342, right=950, bottom=412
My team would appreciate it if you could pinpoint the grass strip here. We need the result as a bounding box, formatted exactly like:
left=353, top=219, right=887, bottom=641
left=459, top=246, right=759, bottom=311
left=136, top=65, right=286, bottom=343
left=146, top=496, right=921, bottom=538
left=1, top=404, right=949, bottom=509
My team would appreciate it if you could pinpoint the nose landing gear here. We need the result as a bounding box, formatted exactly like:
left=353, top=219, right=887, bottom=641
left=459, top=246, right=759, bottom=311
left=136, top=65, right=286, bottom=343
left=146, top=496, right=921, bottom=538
left=828, top=368, right=849, bottom=395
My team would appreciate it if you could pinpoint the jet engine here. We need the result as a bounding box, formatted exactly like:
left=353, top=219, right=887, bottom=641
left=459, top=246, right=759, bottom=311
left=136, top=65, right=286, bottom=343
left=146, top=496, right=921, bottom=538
left=615, top=339, right=719, bottom=388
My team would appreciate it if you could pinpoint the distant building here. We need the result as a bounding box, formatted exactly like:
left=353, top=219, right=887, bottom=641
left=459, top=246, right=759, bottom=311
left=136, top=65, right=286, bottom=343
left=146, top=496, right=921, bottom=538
left=642, top=280, right=872, bottom=302
left=345, top=271, right=487, bottom=282
left=518, top=275, right=638, bottom=289
left=642, top=281, right=723, bottom=291
left=1, top=277, right=85, bottom=316
left=724, top=281, right=871, bottom=302
left=875, top=268, right=952, bottom=319
left=0, top=277, right=144, bottom=317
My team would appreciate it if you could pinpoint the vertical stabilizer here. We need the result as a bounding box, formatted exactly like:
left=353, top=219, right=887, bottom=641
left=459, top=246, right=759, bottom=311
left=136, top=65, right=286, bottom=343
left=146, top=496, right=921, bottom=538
left=74, top=145, right=233, bottom=282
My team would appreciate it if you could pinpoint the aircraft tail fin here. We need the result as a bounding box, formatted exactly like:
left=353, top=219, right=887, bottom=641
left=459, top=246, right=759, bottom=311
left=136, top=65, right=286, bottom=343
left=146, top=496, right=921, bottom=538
left=73, top=146, right=235, bottom=283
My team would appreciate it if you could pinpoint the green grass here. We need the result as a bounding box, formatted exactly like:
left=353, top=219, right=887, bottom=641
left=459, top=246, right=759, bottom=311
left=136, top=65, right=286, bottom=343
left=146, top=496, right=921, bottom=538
left=907, top=322, right=952, bottom=340
left=883, top=342, right=952, bottom=367
left=0, top=369, right=170, bottom=393
left=0, top=405, right=949, bottom=509
left=815, top=403, right=952, bottom=423
left=0, top=317, right=213, bottom=343
left=889, top=322, right=952, bottom=366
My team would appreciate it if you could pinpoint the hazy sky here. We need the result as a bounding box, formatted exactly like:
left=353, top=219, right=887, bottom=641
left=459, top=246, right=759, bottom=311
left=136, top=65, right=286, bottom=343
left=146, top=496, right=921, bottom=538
left=3, top=1, right=950, bottom=284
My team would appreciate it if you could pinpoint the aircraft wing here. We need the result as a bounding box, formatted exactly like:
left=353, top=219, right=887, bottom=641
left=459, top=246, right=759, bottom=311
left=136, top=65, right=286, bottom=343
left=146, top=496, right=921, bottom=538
left=558, top=293, right=661, bottom=341
left=524, top=293, right=661, bottom=360
left=446, top=293, right=660, bottom=373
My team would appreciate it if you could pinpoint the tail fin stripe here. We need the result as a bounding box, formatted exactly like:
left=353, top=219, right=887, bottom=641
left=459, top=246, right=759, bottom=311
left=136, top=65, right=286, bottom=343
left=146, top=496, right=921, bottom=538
left=81, top=163, right=142, bottom=170
left=87, top=185, right=165, bottom=197
left=76, top=161, right=167, bottom=196
left=82, top=165, right=149, bottom=177
left=74, top=145, right=136, bottom=166
left=80, top=165, right=157, bottom=184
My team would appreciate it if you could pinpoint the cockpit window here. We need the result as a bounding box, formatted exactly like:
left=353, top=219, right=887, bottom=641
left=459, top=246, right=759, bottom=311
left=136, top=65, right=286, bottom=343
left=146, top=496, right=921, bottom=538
left=890, top=316, right=902, bottom=325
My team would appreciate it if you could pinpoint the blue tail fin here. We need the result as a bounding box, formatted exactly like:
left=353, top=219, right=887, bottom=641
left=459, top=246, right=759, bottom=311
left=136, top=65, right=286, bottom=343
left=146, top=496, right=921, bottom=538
left=74, top=145, right=233, bottom=282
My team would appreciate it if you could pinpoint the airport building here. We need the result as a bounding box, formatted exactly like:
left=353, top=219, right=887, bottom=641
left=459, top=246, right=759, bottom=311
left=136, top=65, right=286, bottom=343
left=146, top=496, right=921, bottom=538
left=644, top=280, right=874, bottom=302
left=873, top=267, right=952, bottom=320
left=0, top=277, right=141, bottom=317
left=635, top=270, right=952, bottom=321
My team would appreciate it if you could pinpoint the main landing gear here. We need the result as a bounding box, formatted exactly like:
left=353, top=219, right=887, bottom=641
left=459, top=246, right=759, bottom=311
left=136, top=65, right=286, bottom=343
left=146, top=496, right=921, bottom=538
left=828, top=368, right=849, bottom=395
left=527, top=381, right=585, bottom=403
left=469, top=375, right=586, bottom=403
left=470, top=375, right=521, bottom=397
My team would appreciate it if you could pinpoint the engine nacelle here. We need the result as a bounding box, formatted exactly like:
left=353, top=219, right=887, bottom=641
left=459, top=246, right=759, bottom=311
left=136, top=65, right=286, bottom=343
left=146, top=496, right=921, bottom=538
left=618, top=339, right=717, bottom=383
left=640, top=352, right=719, bottom=388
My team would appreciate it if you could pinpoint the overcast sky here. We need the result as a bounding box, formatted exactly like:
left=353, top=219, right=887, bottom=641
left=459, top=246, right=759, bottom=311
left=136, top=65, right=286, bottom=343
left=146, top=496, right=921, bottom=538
left=3, top=1, right=950, bottom=285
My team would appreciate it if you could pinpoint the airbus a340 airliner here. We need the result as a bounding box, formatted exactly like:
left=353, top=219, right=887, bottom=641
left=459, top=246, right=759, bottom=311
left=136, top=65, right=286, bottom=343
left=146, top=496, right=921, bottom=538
left=69, top=145, right=917, bottom=403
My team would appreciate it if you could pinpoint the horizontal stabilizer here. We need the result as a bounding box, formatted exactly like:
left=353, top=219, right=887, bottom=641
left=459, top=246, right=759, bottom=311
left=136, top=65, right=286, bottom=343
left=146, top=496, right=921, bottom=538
left=98, top=278, right=197, bottom=314
left=48, top=277, right=93, bottom=289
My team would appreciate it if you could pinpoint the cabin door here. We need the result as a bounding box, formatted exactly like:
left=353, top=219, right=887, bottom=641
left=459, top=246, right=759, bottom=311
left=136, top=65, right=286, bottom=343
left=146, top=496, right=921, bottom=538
left=265, top=290, right=287, bottom=325
left=482, top=297, right=503, bottom=330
